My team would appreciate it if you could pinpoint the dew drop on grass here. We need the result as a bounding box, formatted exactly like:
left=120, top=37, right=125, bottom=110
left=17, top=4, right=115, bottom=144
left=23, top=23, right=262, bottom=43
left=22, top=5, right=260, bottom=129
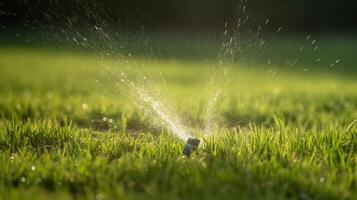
left=103, top=117, right=108, bottom=122
left=108, top=119, right=113, bottom=123
left=21, top=177, right=26, bottom=183
left=31, top=165, right=36, bottom=171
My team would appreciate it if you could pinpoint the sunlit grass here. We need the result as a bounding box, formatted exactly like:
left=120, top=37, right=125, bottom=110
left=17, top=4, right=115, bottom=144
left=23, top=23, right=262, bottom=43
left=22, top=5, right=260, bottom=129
left=0, top=44, right=356, bottom=199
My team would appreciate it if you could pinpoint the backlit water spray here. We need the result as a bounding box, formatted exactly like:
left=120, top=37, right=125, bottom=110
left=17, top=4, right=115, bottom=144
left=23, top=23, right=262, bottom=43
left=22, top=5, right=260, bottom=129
left=103, top=4, right=252, bottom=155
left=110, top=69, right=200, bottom=155
left=102, top=1, right=311, bottom=156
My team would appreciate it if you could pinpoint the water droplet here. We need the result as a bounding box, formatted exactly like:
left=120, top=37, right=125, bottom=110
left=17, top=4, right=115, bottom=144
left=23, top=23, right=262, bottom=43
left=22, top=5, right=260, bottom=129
left=257, top=25, right=262, bottom=32
left=229, top=37, right=234, bottom=44
left=31, top=165, right=36, bottom=171
left=82, top=103, right=88, bottom=110
left=103, top=117, right=108, bottom=122
left=108, top=119, right=113, bottom=123
left=21, top=177, right=26, bottom=183
left=319, top=177, right=325, bottom=182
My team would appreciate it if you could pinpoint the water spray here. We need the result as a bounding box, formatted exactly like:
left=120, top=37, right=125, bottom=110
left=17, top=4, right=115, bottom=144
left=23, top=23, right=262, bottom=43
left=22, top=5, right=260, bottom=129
left=182, top=137, right=200, bottom=156
left=116, top=70, right=202, bottom=157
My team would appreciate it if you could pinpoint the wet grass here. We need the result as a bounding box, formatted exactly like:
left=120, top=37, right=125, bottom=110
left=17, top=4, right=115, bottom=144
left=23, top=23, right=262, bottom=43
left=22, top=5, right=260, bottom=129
left=0, top=38, right=356, bottom=199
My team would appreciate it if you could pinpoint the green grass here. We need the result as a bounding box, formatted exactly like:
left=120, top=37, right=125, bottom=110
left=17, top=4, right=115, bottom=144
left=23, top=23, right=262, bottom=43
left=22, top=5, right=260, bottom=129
left=0, top=36, right=356, bottom=200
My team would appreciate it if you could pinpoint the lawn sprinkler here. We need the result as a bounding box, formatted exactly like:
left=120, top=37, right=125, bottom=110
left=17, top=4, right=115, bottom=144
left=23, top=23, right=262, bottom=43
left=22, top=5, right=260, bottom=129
left=182, top=137, right=200, bottom=156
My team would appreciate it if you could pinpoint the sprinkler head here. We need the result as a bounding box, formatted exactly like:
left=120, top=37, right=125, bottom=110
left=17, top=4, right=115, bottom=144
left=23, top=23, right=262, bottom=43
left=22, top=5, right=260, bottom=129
left=182, top=137, right=200, bottom=156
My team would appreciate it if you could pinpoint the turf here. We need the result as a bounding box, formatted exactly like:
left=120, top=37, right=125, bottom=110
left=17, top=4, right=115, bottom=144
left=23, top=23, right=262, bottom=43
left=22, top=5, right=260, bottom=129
left=0, top=36, right=356, bottom=199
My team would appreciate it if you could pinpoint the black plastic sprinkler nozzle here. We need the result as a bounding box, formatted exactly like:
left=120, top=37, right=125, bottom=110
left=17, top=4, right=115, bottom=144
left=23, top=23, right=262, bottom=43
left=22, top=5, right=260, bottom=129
left=183, top=137, right=200, bottom=156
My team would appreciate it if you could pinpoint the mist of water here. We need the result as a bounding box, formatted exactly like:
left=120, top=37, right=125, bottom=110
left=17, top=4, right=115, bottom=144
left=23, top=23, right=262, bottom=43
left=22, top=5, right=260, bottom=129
left=112, top=70, right=191, bottom=141
left=203, top=88, right=221, bottom=138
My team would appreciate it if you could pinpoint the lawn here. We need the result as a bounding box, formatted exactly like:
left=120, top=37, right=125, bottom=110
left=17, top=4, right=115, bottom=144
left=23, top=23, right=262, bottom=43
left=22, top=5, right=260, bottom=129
left=0, top=35, right=356, bottom=199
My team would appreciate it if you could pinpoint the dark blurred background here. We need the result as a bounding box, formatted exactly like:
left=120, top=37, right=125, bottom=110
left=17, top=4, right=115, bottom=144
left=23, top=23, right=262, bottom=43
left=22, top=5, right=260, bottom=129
left=1, top=0, right=356, bottom=33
